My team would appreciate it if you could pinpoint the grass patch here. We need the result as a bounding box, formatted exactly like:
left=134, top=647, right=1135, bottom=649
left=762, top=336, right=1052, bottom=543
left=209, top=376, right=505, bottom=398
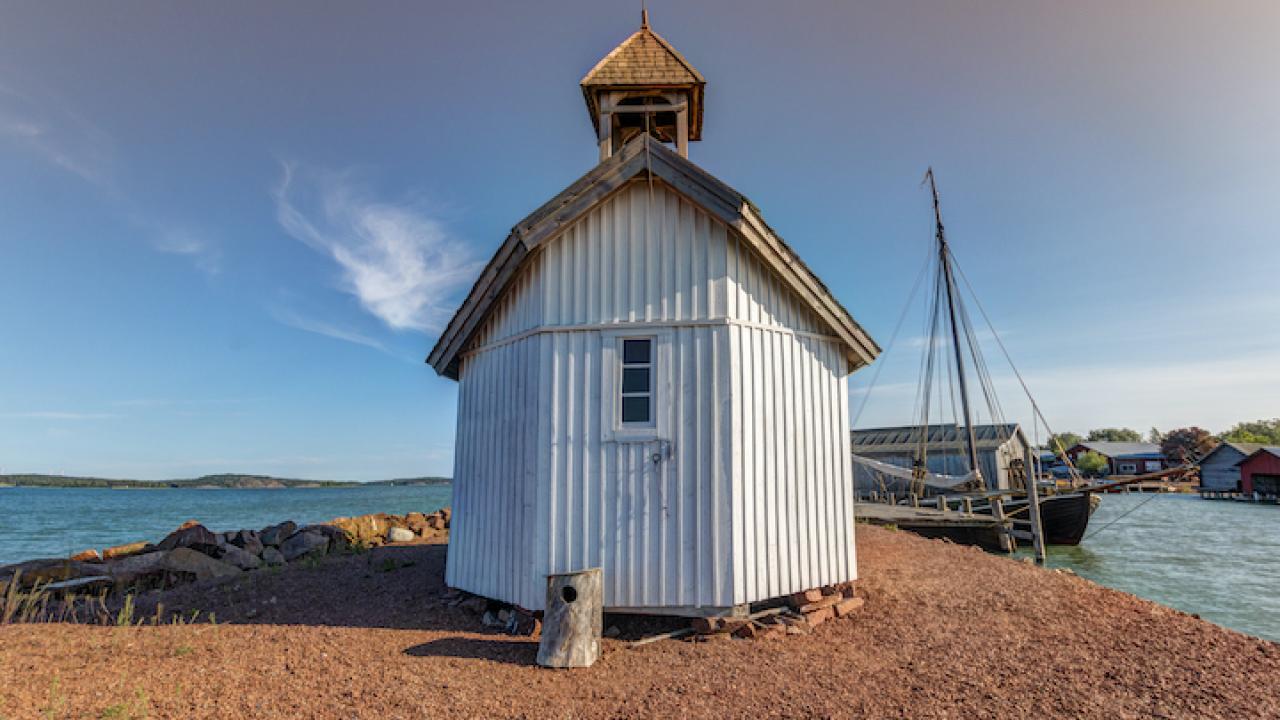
left=99, top=688, right=150, bottom=720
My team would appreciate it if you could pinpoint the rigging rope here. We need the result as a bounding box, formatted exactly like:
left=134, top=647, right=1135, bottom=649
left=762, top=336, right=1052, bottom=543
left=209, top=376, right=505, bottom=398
left=949, top=257, right=1085, bottom=483
left=1081, top=492, right=1161, bottom=542
left=850, top=250, right=932, bottom=428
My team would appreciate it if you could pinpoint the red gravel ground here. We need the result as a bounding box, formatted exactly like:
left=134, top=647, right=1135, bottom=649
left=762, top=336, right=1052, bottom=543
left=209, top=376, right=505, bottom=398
left=2, top=525, right=1277, bottom=719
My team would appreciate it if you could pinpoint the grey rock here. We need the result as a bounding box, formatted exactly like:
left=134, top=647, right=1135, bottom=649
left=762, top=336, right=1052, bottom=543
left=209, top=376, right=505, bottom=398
left=261, top=547, right=285, bottom=566
left=259, top=521, right=297, bottom=547
left=280, top=531, right=329, bottom=561
left=162, top=547, right=242, bottom=581
left=230, top=529, right=264, bottom=557
left=220, top=544, right=263, bottom=570
left=107, top=550, right=170, bottom=584
left=294, top=524, right=349, bottom=554
left=387, top=527, right=415, bottom=543
left=0, top=558, right=103, bottom=589
left=156, top=523, right=220, bottom=554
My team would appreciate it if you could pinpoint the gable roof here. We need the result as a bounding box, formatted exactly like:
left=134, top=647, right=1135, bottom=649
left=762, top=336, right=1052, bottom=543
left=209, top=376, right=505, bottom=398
left=1235, top=446, right=1280, bottom=466
left=580, top=20, right=706, bottom=140
left=850, top=424, right=1025, bottom=453
left=1071, top=441, right=1162, bottom=458
left=427, top=134, right=879, bottom=380
left=1198, top=442, right=1264, bottom=465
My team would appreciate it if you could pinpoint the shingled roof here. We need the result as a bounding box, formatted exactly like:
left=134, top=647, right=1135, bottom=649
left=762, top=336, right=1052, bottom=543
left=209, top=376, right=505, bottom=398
left=580, top=13, right=706, bottom=140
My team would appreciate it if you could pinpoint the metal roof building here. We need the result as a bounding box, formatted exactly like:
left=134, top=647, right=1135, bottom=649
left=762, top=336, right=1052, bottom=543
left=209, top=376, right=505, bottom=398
left=1198, top=442, right=1263, bottom=491
left=850, top=423, right=1032, bottom=495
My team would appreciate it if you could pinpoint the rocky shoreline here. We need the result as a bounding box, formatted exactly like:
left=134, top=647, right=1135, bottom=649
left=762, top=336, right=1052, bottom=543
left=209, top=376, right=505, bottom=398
left=0, top=508, right=451, bottom=607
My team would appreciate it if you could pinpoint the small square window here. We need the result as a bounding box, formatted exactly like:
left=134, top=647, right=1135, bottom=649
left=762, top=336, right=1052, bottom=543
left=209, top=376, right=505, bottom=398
left=621, top=396, right=650, bottom=423
left=621, top=367, right=650, bottom=393
left=623, top=338, right=651, bottom=364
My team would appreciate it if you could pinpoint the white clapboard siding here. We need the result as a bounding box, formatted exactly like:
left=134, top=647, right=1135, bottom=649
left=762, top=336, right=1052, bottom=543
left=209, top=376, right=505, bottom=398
left=448, top=179, right=855, bottom=612
left=729, top=325, right=854, bottom=605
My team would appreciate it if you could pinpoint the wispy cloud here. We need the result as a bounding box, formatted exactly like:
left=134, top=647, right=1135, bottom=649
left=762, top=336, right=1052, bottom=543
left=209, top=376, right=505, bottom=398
left=0, top=84, right=112, bottom=185
left=270, top=305, right=392, bottom=354
left=0, top=411, right=122, bottom=421
left=138, top=219, right=223, bottom=275
left=1, top=80, right=223, bottom=275
left=272, top=163, right=480, bottom=334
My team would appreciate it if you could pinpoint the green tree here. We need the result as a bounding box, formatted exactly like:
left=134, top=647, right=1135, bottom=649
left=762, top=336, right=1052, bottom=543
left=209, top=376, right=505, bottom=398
left=1221, top=419, right=1280, bottom=445
left=1086, top=427, right=1142, bottom=442
left=1043, top=432, right=1082, bottom=458
left=1160, top=427, right=1217, bottom=462
left=1147, top=427, right=1163, bottom=444
left=1075, top=451, right=1110, bottom=477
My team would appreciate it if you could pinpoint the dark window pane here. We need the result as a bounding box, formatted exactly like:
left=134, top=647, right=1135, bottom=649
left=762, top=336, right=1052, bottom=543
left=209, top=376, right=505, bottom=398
left=623, top=338, right=651, bottom=364
left=622, top=367, right=650, bottom=393
left=621, top=396, right=650, bottom=423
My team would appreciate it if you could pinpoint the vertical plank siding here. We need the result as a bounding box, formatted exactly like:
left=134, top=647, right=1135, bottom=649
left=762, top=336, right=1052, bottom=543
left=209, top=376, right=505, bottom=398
left=449, top=180, right=855, bottom=612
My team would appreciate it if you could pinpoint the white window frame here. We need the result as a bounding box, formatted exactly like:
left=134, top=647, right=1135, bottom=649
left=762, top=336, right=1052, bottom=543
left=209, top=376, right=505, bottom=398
left=601, top=329, right=670, bottom=442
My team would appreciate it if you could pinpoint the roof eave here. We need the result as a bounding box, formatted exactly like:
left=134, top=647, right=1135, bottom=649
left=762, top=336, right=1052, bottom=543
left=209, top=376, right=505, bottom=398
left=427, top=135, right=878, bottom=379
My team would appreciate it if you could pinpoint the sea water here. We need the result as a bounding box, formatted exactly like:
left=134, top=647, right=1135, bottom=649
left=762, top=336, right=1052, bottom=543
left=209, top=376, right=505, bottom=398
left=0, top=484, right=451, bottom=566
left=1019, top=493, right=1280, bottom=642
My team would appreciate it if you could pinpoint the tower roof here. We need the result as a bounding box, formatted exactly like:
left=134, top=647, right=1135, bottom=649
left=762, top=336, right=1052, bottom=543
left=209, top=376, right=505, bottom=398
left=580, top=13, right=706, bottom=140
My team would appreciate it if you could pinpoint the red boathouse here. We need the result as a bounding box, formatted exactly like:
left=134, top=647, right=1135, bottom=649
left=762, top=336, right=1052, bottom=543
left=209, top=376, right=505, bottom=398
left=1237, top=447, right=1280, bottom=497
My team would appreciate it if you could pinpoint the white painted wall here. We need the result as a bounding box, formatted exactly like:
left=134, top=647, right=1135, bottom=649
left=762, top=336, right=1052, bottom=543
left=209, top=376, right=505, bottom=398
left=447, top=180, right=856, bottom=612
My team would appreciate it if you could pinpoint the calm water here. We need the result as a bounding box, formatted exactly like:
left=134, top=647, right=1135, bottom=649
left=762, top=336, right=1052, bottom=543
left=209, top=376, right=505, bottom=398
left=3, top=487, right=1277, bottom=641
left=1017, top=493, right=1280, bottom=642
left=0, top=485, right=451, bottom=566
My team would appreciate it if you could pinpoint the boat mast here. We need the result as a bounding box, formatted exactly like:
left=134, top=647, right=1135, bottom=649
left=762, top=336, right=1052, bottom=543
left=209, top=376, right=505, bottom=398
left=926, top=169, right=983, bottom=485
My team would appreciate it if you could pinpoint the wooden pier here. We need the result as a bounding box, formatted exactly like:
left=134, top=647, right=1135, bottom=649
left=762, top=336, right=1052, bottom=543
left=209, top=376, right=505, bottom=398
left=855, top=492, right=1040, bottom=556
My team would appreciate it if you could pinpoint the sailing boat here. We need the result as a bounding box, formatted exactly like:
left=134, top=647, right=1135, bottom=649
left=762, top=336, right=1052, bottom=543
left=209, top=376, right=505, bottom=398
left=851, top=169, right=1097, bottom=549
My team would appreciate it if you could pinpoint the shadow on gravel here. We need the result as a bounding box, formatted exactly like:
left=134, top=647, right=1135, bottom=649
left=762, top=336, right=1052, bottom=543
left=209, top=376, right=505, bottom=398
left=403, top=637, right=538, bottom=666
left=121, top=543, right=490, bottom=632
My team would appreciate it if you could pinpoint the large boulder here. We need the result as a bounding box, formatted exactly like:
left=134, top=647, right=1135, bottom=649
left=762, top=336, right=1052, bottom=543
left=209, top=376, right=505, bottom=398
left=156, top=522, right=220, bottom=554
left=0, top=558, right=101, bottom=590
left=297, top=524, right=348, bottom=546
left=259, top=521, right=297, bottom=547
left=404, top=512, right=429, bottom=535
left=280, top=531, right=329, bottom=561
left=328, top=514, right=399, bottom=546
left=387, top=527, right=415, bottom=543
left=107, top=550, right=170, bottom=584
left=229, top=529, right=264, bottom=557
left=219, top=544, right=262, bottom=570
left=162, top=547, right=241, bottom=581
left=261, top=546, right=285, bottom=566
left=69, top=549, right=101, bottom=563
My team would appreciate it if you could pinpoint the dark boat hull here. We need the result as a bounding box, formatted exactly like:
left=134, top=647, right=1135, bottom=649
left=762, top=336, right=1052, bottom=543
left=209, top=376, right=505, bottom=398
left=1009, top=492, right=1095, bottom=546
left=894, top=523, right=1007, bottom=553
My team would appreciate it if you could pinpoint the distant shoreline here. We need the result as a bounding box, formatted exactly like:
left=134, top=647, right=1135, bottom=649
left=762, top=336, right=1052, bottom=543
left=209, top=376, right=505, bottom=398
left=0, top=474, right=451, bottom=490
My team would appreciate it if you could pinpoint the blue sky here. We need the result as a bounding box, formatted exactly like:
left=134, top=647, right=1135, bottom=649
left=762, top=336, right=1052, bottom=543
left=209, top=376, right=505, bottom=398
left=1, top=1, right=1276, bottom=480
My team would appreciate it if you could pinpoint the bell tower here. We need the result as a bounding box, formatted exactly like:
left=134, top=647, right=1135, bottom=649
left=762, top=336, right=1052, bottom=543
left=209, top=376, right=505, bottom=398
left=581, top=11, right=706, bottom=161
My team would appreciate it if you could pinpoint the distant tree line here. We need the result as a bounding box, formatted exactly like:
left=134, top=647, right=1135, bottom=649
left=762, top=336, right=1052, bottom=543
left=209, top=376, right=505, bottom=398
left=0, top=473, right=451, bottom=489
left=1042, top=418, right=1280, bottom=464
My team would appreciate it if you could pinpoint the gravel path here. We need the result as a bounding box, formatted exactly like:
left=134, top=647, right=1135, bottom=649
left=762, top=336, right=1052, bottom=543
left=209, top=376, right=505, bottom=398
left=1, top=525, right=1276, bottom=718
